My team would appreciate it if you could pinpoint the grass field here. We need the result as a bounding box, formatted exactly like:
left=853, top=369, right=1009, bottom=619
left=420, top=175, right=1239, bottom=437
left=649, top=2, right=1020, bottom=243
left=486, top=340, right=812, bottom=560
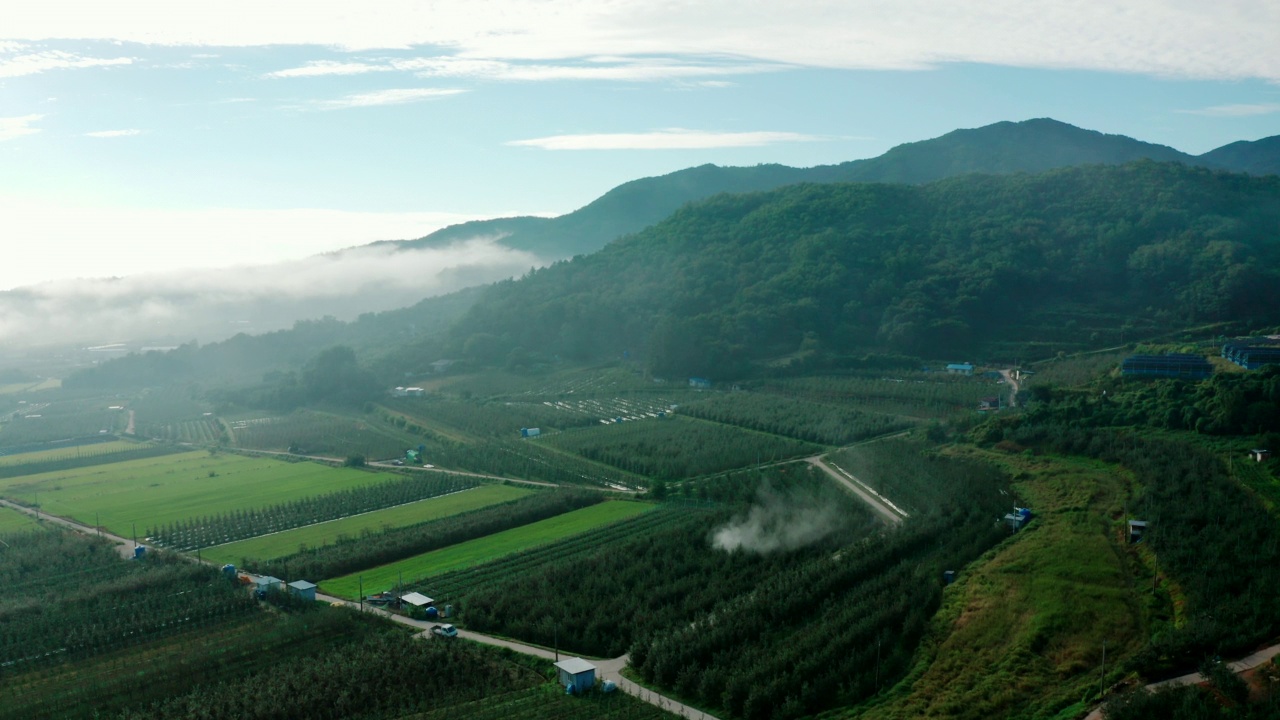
left=0, top=439, right=143, bottom=467
left=203, top=484, right=533, bottom=566
left=322, top=500, right=654, bottom=598
left=856, top=450, right=1149, bottom=720
left=0, top=451, right=397, bottom=540
left=0, top=503, right=37, bottom=533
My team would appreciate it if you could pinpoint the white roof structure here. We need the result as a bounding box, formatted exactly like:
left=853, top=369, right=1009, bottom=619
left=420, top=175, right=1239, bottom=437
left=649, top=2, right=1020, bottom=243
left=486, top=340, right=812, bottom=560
left=288, top=580, right=317, bottom=591
left=399, top=591, right=434, bottom=607
left=554, top=657, right=596, bottom=675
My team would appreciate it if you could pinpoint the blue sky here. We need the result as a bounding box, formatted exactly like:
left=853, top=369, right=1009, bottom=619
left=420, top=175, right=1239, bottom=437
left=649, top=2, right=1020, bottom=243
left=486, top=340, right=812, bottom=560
left=1, top=1, right=1278, bottom=291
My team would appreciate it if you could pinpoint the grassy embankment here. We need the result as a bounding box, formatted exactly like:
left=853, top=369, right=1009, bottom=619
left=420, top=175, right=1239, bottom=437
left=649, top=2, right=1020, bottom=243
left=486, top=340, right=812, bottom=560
left=322, top=500, right=654, bottom=598
left=855, top=449, right=1154, bottom=720
left=202, top=484, right=533, bottom=566
left=0, top=451, right=395, bottom=538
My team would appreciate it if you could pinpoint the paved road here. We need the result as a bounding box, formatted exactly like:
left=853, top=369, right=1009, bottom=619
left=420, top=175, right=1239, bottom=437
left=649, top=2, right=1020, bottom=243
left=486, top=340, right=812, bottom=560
left=807, top=456, right=906, bottom=525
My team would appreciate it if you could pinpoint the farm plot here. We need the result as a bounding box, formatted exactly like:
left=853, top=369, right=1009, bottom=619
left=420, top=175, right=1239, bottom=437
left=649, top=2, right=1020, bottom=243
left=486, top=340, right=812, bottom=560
left=142, top=418, right=224, bottom=444
left=229, top=411, right=412, bottom=460
left=0, top=451, right=395, bottom=540
left=0, top=504, right=37, bottom=533
left=0, top=440, right=141, bottom=467
left=202, top=484, right=532, bottom=566
left=0, top=398, right=124, bottom=447
left=758, top=373, right=1000, bottom=420
left=543, top=416, right=820, bottom=479
left=321, top=500, right=653, bottom=598
left=679, top=392, right=915, bottom=445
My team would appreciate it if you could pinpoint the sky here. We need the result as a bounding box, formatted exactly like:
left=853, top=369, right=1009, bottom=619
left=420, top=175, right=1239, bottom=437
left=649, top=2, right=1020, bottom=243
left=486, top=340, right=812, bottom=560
left=1, top=0, right=1278, bottom=292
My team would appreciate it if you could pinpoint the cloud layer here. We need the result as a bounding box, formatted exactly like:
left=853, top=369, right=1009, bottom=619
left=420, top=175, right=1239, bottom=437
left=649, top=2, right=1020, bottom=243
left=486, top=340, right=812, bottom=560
left=0, top=115, right=42, bottom=141
left=0, top=238, right=539, bottom=348
left=5, top=1, right=1278, bottom=81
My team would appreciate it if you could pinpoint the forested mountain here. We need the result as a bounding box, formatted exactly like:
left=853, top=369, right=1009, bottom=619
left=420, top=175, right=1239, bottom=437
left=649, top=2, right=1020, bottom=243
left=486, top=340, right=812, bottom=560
left=1199, top=135, right=1280, bottom=177
left=445, top=161, right=1280, bottom=378
left=394, top=119, right=1277, bottom=260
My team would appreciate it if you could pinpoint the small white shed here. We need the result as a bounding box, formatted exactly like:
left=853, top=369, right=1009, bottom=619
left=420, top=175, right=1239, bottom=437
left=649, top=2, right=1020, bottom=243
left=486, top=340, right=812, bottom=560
left=554, top=657, right=596, bottom=694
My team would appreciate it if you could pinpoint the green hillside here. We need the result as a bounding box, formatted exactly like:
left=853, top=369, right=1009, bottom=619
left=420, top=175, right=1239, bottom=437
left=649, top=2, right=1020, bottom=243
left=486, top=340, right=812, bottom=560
left=446, top=161, right=1280, bottom=377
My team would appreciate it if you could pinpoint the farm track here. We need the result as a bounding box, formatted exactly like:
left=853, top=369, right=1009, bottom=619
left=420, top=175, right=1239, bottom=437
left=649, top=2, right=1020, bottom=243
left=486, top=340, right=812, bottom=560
left=806, top=456, right=906, bottom=525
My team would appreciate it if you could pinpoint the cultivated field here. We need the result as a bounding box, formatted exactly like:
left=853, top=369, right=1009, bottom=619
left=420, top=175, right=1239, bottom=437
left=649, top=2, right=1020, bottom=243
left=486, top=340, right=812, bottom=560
left=0, top=440, right=143, bottom=467
left=322, top=500, right=654, bottom=597
left=0, top=451, right=396, bottom=539
left=203, top=484, right=533, bottom=566
left=0, top=504, right=37, bottom=533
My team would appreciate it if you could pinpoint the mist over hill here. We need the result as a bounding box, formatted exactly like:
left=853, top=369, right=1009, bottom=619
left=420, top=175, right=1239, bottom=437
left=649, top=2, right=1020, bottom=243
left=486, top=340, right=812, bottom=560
left=9, top=118, right=1275, bottom=357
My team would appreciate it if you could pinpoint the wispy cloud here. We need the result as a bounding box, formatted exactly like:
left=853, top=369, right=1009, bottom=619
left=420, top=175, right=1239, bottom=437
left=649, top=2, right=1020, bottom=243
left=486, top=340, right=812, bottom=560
left=265, top=60, right=394, bottom=78
left=312, top=87, right=466, bottom=109
left=0, top=114, right=43, bottom=142
left=508, top=128, right=827, bottom=150
left=84, top=128, right=143, bottom=138
left=400, top=56, right=786, bottom=82
left=0, top=49, right=133, bottom=78
left=1176, top=102, right=1280, bottom=117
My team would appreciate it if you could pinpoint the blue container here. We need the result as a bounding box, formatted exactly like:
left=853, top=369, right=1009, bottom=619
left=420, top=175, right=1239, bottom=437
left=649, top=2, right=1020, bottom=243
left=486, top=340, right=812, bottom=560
left=133, top=546, right=146, bottom=559
left=425, top=606, right=439, bottom=619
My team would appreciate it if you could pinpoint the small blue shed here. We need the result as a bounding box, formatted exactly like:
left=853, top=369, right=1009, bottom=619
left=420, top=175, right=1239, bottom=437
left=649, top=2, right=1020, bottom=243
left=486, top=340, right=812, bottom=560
left=554, top=657, right=596, bottom=695
left=946, top=363, right=974, bottom=376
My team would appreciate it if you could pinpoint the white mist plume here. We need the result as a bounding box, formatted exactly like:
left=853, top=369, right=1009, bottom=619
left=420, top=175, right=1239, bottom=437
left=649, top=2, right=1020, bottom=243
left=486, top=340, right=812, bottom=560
left=711, top=484, right=845, bottom=554
left=0, top=238, right=540, bottom=348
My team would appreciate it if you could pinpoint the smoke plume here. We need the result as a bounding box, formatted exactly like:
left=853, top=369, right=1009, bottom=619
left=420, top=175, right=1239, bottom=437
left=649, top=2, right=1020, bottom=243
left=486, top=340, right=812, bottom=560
left=711, top=484, right=845, bottom=554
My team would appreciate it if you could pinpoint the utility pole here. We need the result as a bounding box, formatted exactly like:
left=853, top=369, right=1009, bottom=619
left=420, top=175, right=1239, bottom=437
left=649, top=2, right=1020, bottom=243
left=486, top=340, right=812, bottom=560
left=132, top=523, right=136, bottom=548
left=359, top=576, right=364, bottom=613
left=876, top=637, right=882, bottom=691
left=1098, top=641, right=1107, bottom=699
left=96, top=512, right=100, bottom=537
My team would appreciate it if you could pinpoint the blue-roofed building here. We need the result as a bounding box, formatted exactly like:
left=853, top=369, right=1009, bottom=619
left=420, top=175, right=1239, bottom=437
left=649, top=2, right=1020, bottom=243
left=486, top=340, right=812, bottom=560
left=1120, top=354, right=1213, bottom=379
left=1222, top=341, right=1280, bottom=370
left=688, top=377, right=712, bottom=389
left=946, top=363, right=974, bottom=376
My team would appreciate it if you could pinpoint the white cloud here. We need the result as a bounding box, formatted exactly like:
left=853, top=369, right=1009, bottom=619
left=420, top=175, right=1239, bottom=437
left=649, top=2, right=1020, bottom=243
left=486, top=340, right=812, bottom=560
left=400, top=56, right=785, bottom=82
left=265, top=60, right=394, bottom=78
left=1177, top=102, right=1280, bottom=117
left=0, top=203, right=499, bottom=292
left=84, top=128, right=143, bottom=137
left=0, top=115, right=43, bottom=142
left=508, top=128, right=827, bottom=150
left=313, top=87, right=466, bottom=109
left=0, top=49, right=133, bottom=78
left=1, top=1, right=1277, bottom=82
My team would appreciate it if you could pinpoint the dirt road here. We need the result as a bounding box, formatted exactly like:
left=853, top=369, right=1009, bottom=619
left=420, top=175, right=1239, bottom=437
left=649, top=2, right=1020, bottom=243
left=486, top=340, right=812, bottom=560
left=806, top=456, right=906, bottom=525
left=0, top=498, right=145, bottom=560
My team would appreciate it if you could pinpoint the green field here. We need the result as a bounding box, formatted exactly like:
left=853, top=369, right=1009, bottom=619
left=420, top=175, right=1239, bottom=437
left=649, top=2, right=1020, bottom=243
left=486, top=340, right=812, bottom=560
left=322, top=500, right=654, bottom=598
left=0, top=503, right=38, bottom=533
left=203, top=484, right=533, bottom=566
left=0, top=439, right=143, bottom=467
left=0, top=451, right=396, bottom=539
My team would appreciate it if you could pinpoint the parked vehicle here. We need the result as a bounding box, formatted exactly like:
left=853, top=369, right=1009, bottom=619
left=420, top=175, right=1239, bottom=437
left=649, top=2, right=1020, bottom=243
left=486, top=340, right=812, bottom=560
left=430, top=624, right=457, bottom=638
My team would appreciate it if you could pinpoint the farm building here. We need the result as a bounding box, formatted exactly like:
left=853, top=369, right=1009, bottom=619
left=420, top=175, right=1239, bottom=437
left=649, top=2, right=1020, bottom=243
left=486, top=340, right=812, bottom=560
left=1120, top=354, right=1213, bottom=380
left=946, top=363, right=974, bottom=375
left=1003, top=507, right=1032, bottom=532
left=978, top=396, right=1001, bottom=411
left=1128, top=520, right=1147, bottom=543
left=554, top=657, right=597, bottom=694
left=288, top=580, right=317, bottom=602
left=689, top=377, right=712, bottom=389
left=1253, top=449, right=1272, bottom=462
left=254, top=576, right=284, bottom=594
left=1222, top=341, right=1280, bottom=370
left=520, top=427, right=541, bottom=438
left=399, top=591, right=434, bottom=610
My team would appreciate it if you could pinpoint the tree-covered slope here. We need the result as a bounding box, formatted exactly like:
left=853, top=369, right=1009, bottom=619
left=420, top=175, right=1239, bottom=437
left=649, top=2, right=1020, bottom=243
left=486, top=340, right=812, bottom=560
left=447, top=161, right=1280, bottom=376
left=1199, top=135, right=1280, bottom=177
left=392, top=119, right=1269, bottom=260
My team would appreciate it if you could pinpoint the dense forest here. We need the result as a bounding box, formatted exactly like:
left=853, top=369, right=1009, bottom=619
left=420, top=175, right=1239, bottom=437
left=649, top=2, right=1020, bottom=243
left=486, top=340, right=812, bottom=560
left=446, top=162, right=1280, bottom=378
